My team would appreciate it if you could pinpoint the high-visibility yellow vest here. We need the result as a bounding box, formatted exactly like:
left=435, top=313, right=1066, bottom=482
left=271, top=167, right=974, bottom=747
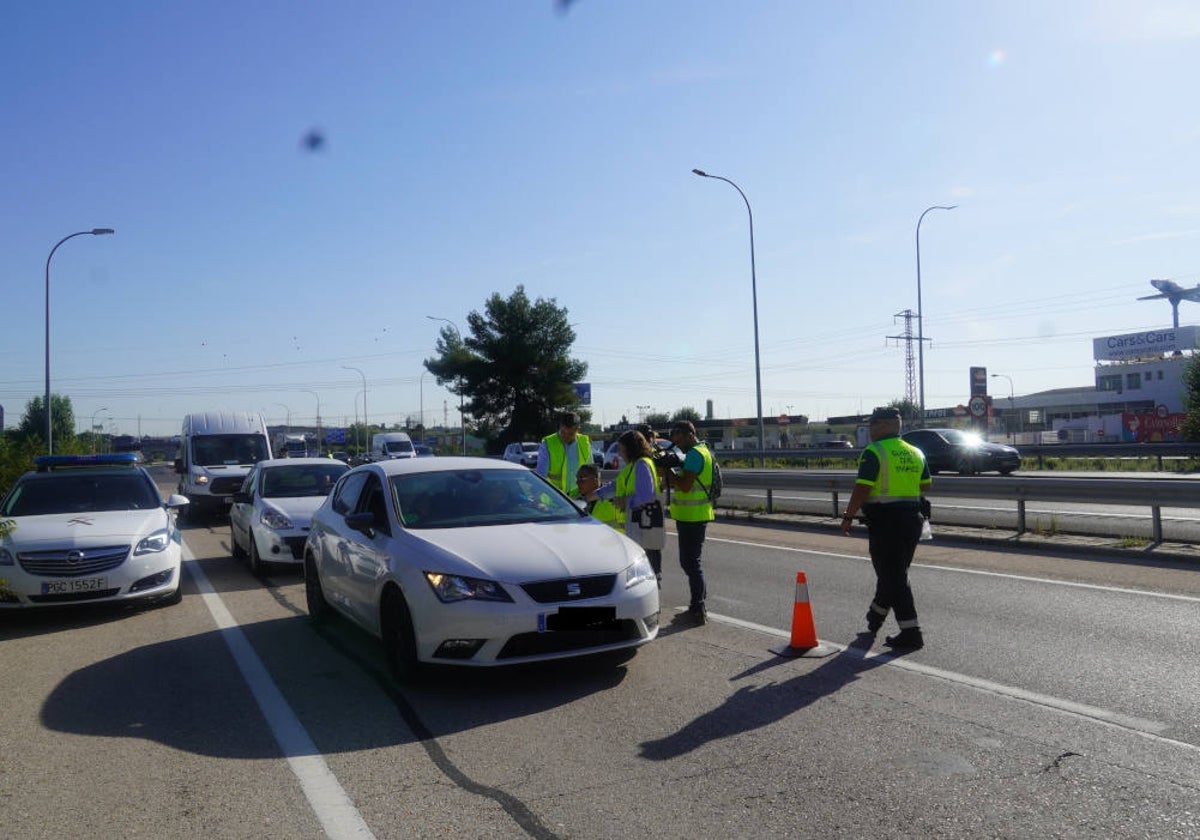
left=615, top=456, right=661, bottom=501
left=669, top=443, right=714, bottom=522
left=588, top=498, right=624, bottom=532
left=542, top=431, right=591, bottom=494
left=859, top=436, right=927, bottom=502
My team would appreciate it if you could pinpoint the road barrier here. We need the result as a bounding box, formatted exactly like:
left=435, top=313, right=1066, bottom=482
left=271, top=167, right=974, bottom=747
left=716, top=470, right=1200, bottom=543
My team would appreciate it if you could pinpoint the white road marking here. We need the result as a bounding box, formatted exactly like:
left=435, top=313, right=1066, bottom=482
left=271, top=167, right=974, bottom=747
left=711, top=611, right=1198, bottom=753
left=707, top=535, right=1200, bottom=603
left=182, top=543, right=376, bottom=840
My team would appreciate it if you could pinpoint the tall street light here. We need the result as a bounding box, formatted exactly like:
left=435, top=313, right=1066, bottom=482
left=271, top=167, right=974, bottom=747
left=419, top=370, right=428, bottom=431
left=275, top=402, right=292, bottom=430
left=426, top=315, right=467, bottom=455
left=45, top=228, right=115, bottom=453
left=991, top=373, right=1016, bottom=441
left=916, top=205, right=956, bottom=429
left=90, top=407, right=109, bottom=454
left=342, top=366, right=367, bottom=448
left=301, top=389, right=322, bottom=456
left=692, top=169, right=765, bottom=465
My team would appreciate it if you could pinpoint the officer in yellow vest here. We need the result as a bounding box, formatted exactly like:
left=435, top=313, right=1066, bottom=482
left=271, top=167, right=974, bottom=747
left=575, top=463, right=624, bottom=533
left=662, top=420, right=715, bottom=625
left=840, top=406, right=932, bottom=650
left=536, top=411, right=591, bottom=497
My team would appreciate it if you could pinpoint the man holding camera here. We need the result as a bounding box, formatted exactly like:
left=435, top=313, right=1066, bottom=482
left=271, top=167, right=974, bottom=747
left=662, top=420, right=715, bottom=625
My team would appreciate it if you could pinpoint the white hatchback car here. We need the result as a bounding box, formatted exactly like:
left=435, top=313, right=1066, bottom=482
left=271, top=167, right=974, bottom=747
left=501, top=441, right=540, bottom=468
left=229, top=458, right=349, bottom=577
left=0, top=454, right=189, bottom=609
left=304, top=457, right=659, bottom=677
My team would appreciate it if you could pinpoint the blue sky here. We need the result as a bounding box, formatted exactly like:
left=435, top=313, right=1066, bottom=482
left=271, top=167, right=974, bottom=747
left=3, top=1, right=1199, bottom=438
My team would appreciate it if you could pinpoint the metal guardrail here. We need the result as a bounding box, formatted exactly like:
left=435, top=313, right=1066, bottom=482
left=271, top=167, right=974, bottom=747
left=720, top=470, right=1200, bottom=543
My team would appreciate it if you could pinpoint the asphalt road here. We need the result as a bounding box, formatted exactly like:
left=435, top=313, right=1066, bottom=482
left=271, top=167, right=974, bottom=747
left=2, top=490, right=1197, bottom=838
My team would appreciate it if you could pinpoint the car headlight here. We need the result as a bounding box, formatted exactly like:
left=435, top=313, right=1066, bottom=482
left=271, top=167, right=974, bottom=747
left=261, top=508, right=293, bottom=530
left=194, top=474, right=209, bottom=485
left=0, top=547, right=14, bottom=567
left=424, top=572, right=513, bottom=603
left=624, top=555, right=656, bottom=589
left=134, top=528, right=172, bottom=555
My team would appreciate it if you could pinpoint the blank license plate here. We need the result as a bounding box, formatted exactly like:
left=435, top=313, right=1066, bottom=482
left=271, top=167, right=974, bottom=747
left=544, top=606, right=616, bottom=631
left=42, top=577, right=108, bottom=595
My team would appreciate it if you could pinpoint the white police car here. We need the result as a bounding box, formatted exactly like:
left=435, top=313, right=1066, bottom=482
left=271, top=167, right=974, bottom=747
left=0, top=454, right=189, bottom=609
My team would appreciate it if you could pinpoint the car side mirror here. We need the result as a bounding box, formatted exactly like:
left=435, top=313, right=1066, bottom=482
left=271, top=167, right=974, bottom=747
left=232, top=491, right=251, bottom=504
left=345, top=511, right=377, bottom=534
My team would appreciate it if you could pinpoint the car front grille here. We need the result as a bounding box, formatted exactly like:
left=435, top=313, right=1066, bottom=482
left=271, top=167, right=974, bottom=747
left=520, top=574, right=616, bottom=604
left=208, top=477, right=243, bottom=495
left=19, top=545, right=130, bottom=577
left=283, top=536, right=307, bottom=559
left=498, top=619, right=642, bottom=659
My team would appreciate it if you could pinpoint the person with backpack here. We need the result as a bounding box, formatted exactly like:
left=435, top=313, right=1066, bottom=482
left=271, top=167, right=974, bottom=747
left=663, top=420, right=715, bottom=625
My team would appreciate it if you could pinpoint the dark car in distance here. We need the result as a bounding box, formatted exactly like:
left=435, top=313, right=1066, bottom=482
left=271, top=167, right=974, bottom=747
left=901, top=428, right=1021, bottom=475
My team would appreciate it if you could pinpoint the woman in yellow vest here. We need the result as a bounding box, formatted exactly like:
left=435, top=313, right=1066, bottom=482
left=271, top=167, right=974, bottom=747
left=610, top=430, right=663, bottom=587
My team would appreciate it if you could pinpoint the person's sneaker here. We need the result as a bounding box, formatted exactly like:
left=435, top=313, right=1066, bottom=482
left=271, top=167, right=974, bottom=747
left=884, top=628, right=924, bottom=650
left=685, top=604, right=707, bottom=625
left=865, top=609, right=884, bottom=634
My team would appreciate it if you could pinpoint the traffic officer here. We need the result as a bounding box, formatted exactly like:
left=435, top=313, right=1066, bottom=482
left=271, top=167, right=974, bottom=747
left=662, top=420, right=714, bottom=625
left=840, top=406, right=931, bottom=650
left=536, top=411, right=591, bottom=496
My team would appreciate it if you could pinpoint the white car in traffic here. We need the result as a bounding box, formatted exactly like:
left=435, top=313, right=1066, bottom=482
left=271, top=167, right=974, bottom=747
left=304, top=457, right=660, bottom=676
left=229, top=458, right=349, bottom=577
left=0, top=454, right=188, bottom=608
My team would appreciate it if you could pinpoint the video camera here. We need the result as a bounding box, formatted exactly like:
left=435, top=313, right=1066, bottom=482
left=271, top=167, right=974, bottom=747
left=651, top=447, right=683, bottom=471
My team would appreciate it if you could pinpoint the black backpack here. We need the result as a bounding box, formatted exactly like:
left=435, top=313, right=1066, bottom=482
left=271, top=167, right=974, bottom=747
left=695, top=446, right=723, bottom=502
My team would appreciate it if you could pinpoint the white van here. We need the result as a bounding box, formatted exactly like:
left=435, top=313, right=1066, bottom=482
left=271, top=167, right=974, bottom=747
left=370, top=432, right=416, bottom=461
left=175, top=411, right=272, bottom=518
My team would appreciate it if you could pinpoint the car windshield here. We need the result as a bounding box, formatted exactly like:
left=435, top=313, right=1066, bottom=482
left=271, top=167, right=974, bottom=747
left=941, top=430, right=983, bottom=447
left=385, top=440, right=414, bottom=454
left=193, top=434, right=269, bottom=466
left=521, top=443, right=539, bottom=453
left=2, top=472, right=159, bottom=516
left=390, top=469, right=582, bottom=529
left=260, top=463, right=349, bottom=497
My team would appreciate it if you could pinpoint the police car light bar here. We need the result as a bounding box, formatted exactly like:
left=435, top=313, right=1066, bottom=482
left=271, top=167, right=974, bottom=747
left=34, top=453, right=141, bottom=471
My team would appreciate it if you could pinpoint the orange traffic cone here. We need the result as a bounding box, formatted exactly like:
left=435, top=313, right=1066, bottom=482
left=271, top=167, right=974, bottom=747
left=770, top=571, right=835, bottom=658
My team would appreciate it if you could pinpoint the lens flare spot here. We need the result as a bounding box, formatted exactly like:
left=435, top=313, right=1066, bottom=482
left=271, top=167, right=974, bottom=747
left=988, top=49, right=1007, bottom=68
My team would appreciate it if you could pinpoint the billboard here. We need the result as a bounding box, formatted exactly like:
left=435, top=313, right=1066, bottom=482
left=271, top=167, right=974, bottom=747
left=1093, top=326, right=1200, bottom=361
left=970, top=366, right=988, bottom=396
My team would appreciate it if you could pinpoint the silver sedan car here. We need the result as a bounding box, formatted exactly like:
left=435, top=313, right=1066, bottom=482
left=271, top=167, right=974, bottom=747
left=229, top=458, right=349, bottom=577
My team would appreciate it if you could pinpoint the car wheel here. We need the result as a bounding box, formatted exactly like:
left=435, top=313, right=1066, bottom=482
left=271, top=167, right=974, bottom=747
left=304, top=552, right=331, bottom=622
left=380, top=587, right=421, bottom=681
left=999, top=466, right=1016, bottom=475
left=230, top=524, right=246, bottom=559
left=248, top=537, right=269, bottom=579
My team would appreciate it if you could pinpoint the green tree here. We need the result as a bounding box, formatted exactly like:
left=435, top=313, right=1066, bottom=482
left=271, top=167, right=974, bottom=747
left=1182, top=355, right=1200, bottom=441
left=670, top=407, right=701, bottom=423
left=425, top=286, right=587, bottom=448
left=888, top=397, right=921, bottom=424
left=645, top=411, right=671, bottom=427
left=16, top=394, right=76, bottom=449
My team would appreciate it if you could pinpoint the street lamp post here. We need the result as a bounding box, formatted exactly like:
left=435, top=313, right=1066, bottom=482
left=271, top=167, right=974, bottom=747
left=275, top=402, right=292, bottom=431
left=916, top=205, right=956, bottom=429
left=342, top=366, right=367, bottom=452
left=426, top=316, right=467, bottom=455
left=302, top=389, right=322, bottom=456
left=45, top=228, right=115, bottom=454
left=352, top=389, right=365, bottom=455
left=991, top=373, right=1016, bottom=441
left=692, top=168, right=765, bottom=466
left=89, top=407, right=109, bottom=454
left=419, top=370, right=428, bottom=432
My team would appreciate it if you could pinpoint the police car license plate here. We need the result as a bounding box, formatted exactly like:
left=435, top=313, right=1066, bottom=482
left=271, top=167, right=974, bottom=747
left=42, top=577, right=108, bottom=595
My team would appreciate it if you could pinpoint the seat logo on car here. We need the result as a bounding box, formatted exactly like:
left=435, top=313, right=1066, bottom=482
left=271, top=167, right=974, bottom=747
left=66, top=550, right=86, bottom=566
left=566, top=582, right=582, bottom=597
